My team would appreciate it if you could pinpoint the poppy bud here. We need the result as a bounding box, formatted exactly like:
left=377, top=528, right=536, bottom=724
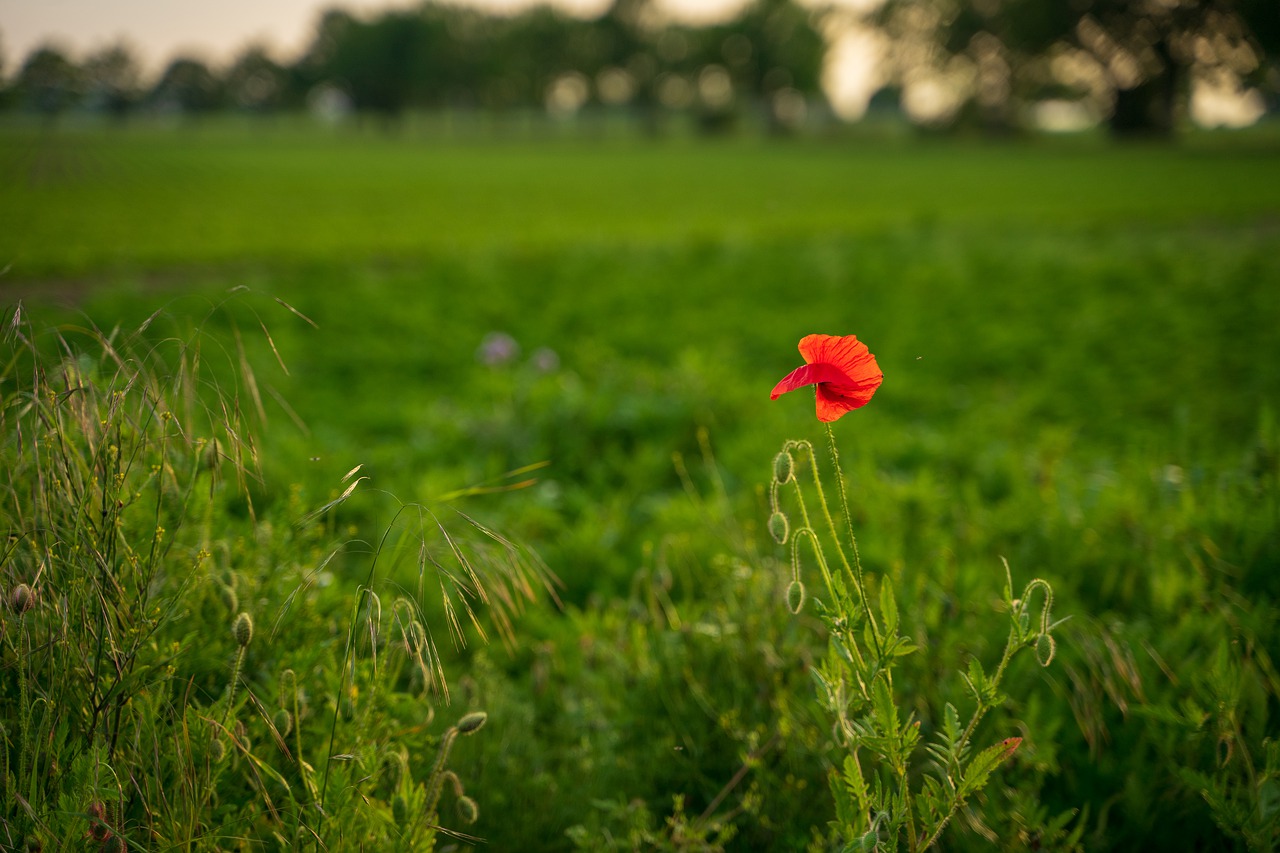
left=1035, top=633, right=1056, bottom=667
left=773, top=450, right=794, bottom=484
left=456, top=711, right=487, bottom=735
left=232, top=613, right=254, bottom=648
left=102, top=835, right=126, bottom=853
left=219, top=584, right=238, bottom=613
left=209, top=738, right=226, bottom=763
left=768, top=511, right=789, bottom=545
left=457, top=796, right=479, bottom=824
left=10, top=583, right=34, bottom=614
left=273, top=708, right=293, bottom=737
left=785, top=580, right=806, bottom=614
left=281, top=668, right=296, bottom=695
left=86, top=802, right=109, bottom=841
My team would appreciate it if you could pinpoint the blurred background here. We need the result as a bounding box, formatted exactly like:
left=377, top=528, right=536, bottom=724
left=2, top=0, right=1276, bottom=133
left=2, top=1, right=1280, bottom=851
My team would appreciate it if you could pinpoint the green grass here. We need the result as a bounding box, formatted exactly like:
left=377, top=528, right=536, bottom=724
left=2, top=122, right=1279, bottom=850
left=2, top=123, right=1279, bottom=275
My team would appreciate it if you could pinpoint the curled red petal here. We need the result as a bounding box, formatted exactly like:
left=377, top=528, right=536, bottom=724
left=770, top=362, right=854, bottom=400
left=798, top=334, right=881, bottom=384
left=814, top=380, right=879, bottom=422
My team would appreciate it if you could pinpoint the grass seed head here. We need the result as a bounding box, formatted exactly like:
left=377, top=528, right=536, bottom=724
left=232, top=612, right=254, bottom=647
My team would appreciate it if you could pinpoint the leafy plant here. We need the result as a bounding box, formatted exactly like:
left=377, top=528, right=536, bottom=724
left=768, top=352, right=1066, bottom=850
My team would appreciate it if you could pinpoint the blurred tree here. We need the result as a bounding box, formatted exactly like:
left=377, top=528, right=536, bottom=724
left=873, top=0, right=1278, bottom=136
left=13, top=44, right=81, bottom=120
left=82, top=43, right=143, bottom=121
left=225, top=45, right=288, bottom=114
left=150, top=56, right=224, bottom=115
left=691, top=0, right=827, bottom=133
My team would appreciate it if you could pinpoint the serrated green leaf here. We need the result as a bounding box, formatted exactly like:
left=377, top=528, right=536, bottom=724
left=958, top=737, right=1022, bottom=799
left=966, top=658, right=986, bottom=701
left=943, top=703, right=962, bottom=744
left=880, top=578, right=898, bottom=638
left=872, top=678, right=898, bottom=742
left=836, top=753, right=872, bottom=835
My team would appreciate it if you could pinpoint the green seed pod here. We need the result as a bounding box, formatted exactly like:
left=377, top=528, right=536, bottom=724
left=10, top=583, right=34, bottom=614
left=391, top=794, right=409, bottom=826
left=457, top=796, right=479, bottom=824
left=218, top=584, right=238, bottom=613
left=273, top=708, right=293, bottom=737
left=772, top=450, right=794, bottom=484
left=1035, top=633, right=1056, bottom=668
left=232, top=613, right=254, bottom=648
left=456, top=711, right=487, bottom=735
left=209, top=738, right=226, bottom=763
left=768, top=511, right=790, bottom=545
left=785, top=580, right=806, bottom=615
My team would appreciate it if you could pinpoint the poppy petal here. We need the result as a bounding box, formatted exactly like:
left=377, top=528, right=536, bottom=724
left=814, top=380, right=879, bottom=422
left=798, top=334, right=880, bottom=383
left=770, top=362, right=854, bottom=400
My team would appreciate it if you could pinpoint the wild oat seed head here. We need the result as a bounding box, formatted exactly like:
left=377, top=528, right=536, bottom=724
left=456, top=711, right=488, bottom=735
left=232, top=613, right=254, bottom=647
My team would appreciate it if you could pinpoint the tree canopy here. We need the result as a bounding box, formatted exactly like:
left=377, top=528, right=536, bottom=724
left=873, top=0, right=1278, bottom=134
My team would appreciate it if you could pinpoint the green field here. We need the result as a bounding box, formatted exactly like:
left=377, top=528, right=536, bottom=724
left=2, top=123, right=1279, bottom=850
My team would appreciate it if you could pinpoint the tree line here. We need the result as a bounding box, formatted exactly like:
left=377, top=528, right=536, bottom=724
left=0, top=0, right=826, bottom=133
left=0, top=0, right=1275, bottom=135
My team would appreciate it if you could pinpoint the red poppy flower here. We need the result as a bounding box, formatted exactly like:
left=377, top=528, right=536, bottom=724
left=770, top=334, right=883, bottom=423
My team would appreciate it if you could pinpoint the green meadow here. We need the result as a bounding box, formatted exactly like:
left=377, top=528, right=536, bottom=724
left=2, top=122, right=1279, bottom=850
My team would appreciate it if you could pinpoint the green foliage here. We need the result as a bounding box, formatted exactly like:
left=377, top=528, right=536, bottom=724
left=769, top=431, right=1061, bottom=850
left=1, top=129, right=1278, bottom=850
left=0, top=306, right=548, bottom=849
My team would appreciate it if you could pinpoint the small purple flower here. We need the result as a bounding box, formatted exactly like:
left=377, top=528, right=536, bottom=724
left=477, top=332, right=520, bottom=366
left=531, top=347, right=560, bottom=373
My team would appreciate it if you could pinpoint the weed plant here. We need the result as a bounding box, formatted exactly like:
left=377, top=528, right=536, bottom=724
left=0, top=303, right=554, bottom=850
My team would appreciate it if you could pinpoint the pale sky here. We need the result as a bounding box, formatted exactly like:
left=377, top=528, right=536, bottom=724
left=0, top=0, right=758, bottom=72
left=0, top=0, right=886, bottom=116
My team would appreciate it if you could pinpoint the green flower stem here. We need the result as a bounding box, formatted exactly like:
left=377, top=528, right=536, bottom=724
left=822, top=425, right=883, bottom=659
